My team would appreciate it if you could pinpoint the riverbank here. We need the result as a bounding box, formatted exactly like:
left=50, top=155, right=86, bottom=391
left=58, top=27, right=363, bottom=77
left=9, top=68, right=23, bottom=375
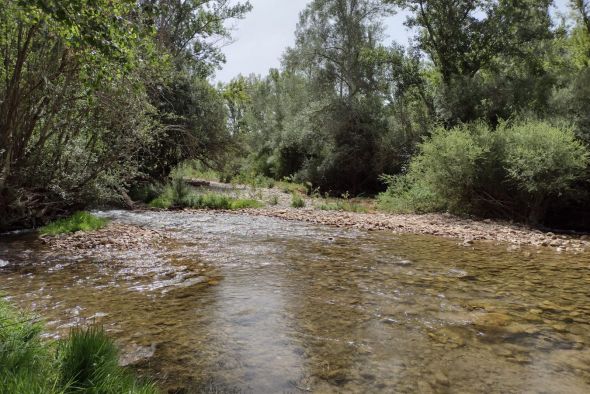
left=34, top=207, right=590, bottom=254
left=175, top=179, right=589, bottom=252
left=39, top=222, right=166, bottom=253
left=234, top=207, right=590, bottom=253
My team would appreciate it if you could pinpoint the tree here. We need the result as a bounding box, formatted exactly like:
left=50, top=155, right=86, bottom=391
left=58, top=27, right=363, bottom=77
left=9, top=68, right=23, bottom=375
left=385, top=0, right=555, bottom=125
left=0, top=0, right=156, bottom=229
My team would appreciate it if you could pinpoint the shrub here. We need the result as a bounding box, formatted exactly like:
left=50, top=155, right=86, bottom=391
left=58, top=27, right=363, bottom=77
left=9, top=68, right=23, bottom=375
left=496, top=120, right=589, bottom=223
left=379, top=120, right=590, bottom=224
left=129, top=182, right=162, bottom=203
left=0, top=300, right=52, bottom=392
left=39, top=212, right=109, bottom=236
left=149, top=194, right=173, bottom=209
left=268, top=195, right=279, bottom=206
left=229, top=199, right=263, bottom=209
left=378, top=174, right=445, bottom=214
left=170, top=175, right=190, bottom=206
left=379, top=123, right=493, bottom=214
left=291, top=194, right=305, bottom=208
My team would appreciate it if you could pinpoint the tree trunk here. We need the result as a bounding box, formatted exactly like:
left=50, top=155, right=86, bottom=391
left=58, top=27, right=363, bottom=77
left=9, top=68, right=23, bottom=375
left=528, top=196, right=548, bottom=226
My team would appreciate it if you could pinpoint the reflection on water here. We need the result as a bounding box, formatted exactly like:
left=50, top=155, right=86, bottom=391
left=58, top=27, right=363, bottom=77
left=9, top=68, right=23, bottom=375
left=1, top=210, right=590, bottom=393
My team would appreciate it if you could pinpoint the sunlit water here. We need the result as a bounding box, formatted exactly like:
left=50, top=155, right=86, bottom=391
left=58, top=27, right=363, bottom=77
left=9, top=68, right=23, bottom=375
left=1, top=210, right=589, bottom=393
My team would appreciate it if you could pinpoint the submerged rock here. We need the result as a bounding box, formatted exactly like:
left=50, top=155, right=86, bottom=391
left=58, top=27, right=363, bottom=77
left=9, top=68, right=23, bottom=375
left=119, top=343, right=157, bottom=366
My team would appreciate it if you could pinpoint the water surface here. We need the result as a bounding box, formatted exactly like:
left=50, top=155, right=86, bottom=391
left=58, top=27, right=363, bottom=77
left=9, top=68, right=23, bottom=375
left=1, top=210, right=589, bottom=393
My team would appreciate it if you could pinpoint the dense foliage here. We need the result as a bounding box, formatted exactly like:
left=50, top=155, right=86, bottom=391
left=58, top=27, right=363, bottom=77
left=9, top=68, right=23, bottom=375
left=0, top=0, right=250, bottom=230
left=218, top=0, right=590, bottom=227
left=3, top=0, right=590, bottom=229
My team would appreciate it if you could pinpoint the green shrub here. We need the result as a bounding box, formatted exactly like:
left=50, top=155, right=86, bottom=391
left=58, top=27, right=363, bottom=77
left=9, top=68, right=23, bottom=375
left=291, top=194, right=305, bottom=208
left=0, top=300, right=53, bottom=392
left=229, top=199, right=263, bottom=209
left=148, top=176, right=189, bottom=209
left=496, top=120, right=589, bottom=222
left=170, top=176, right=190, bottom=206
left=378, top=120, right=590, bottom=224
left=171, top=161, right=221, bottom=182
left=149, top=195, right=173, bottom=209
left=128, top=183, right=162, bottom=204
left=39, top=212, right=109, bottom=236
left=379, top=123, right=492, bottom=214
left=277, top=180, right=308, bottom=194
left=59, top=326, right=120, bottom=390
left=378, top=175, right=444, bottom=214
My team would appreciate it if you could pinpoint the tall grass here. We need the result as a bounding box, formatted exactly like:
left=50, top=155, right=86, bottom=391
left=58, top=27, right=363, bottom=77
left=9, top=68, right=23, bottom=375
left=291, top=194, right=305, bottom=208
left=39, top=212, right=108, bottom=236
left=183, top=194, right=262, bottom=210
left=316, top=199, right=368, bottom=213
left=149, top=190, right=262, bottom=210
left=0, top=299, right=157, bottom=393
left=149, top=177, right=263, bottom=210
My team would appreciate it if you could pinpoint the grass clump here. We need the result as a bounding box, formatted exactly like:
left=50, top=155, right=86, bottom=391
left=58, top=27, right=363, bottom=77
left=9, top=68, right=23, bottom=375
left=291, top=194, right=305, bottom=208
left=316, top=198, right=368, bottom=213
left=148, top=185, right=263, bottom=210
left=0, top=299, right=156, bottom=393
left=39, top=212, right=108, bottom=236
left=184, top=194, right=262, bottom=210
left=268, top=195, right=279, bottom=206
left=59, top=327, right=156, bottom=393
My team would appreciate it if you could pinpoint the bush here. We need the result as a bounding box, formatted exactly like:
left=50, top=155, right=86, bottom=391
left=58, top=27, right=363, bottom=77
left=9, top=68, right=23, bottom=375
left=379, top=123, right=493, bottom=214
left=0, top=300, right=52, bottom=392
left=497, top=121, right=589, bottom=223
left=291, top=194, right=305, bottom=208
left=379, top=120, right=590, bottom=224
left=149, top=194, right=173, bottom=209
left=39, top=212, right=109, bottom=236
left=129, top=183, right=162, bottom=204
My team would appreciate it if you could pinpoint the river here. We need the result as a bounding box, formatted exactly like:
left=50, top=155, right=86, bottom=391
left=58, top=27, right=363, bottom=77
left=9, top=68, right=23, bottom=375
left=1, top=210, right=589, bottom=393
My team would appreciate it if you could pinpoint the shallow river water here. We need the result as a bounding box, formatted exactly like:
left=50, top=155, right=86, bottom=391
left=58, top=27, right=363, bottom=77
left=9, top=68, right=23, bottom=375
left=1, top=210, right=590, bottom=393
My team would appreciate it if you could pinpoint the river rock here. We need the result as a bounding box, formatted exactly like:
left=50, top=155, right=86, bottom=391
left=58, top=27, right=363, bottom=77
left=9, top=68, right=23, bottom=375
left=119, top=343, right=157, bottom=366
left=0, top=259, right=9, bottom=267
left=473, top=312, right=511, bottom=328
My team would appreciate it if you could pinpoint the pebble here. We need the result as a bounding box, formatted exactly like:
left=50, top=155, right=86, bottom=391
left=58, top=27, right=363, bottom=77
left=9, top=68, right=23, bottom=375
left=241, top=208, right=587, bottom=253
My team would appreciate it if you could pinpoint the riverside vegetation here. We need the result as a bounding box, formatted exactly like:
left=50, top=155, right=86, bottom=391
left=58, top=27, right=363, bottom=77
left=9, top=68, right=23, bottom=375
left=3, top=0, right=590, bottom=231
left=0, top=299, right=156, bottom=393
left=3, top=0, right=590, bottom=392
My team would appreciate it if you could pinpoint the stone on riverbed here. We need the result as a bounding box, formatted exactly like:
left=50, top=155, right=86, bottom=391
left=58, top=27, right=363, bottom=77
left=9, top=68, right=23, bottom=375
left=119, top=343, right=157, bottom=366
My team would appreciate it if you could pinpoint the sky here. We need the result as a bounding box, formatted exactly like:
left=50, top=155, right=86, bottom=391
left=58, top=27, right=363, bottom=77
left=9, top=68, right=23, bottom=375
left=214, top=0, right=570, bottom=83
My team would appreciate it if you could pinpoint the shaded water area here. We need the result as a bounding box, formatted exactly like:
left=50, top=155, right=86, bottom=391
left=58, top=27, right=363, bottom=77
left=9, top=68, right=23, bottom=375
left=1, top=210, right=590, bottom=393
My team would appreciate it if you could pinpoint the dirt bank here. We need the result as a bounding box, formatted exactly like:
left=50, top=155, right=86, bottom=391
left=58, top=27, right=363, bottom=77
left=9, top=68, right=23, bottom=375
left=236, top=207, right=590, bottom=253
